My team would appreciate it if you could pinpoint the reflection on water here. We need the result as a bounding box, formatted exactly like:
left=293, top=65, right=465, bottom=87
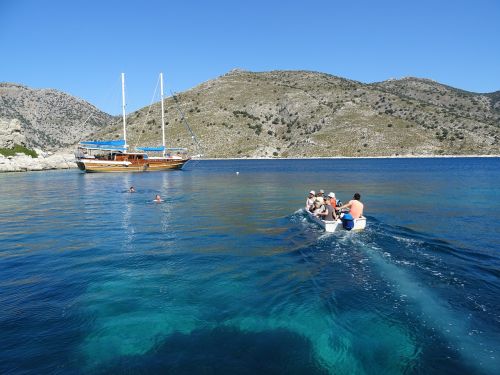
left=0, top=158, right=499, bottom=374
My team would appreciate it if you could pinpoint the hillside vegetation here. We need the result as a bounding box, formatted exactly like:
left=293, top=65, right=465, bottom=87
left=0, top=144, right=37, bottom=158
left=1, top=71, right=498, bottom=157
left=0, top=83, right=114, bottom=150
left=98, top=70, right=499, bottom=157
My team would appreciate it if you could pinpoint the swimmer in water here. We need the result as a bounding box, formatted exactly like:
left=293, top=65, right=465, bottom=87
left=129, top=186, right=136, bottom=193
left=153, top=194, right=162, bottom=202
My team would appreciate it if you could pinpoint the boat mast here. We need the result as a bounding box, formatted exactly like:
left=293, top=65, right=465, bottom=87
left=160, top=73, right=166, bottom=157
left=121, top=73, right=128, bottom=150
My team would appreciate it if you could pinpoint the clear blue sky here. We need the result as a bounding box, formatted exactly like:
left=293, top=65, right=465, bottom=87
left=1, top=0, right=499, bottom=115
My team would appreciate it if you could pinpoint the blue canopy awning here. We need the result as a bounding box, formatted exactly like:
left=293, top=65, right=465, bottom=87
left=79, top=140, right=127, bottom=151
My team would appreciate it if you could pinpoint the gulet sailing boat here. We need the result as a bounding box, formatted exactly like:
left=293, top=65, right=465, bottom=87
left=75, top=73, right=190, bottom=172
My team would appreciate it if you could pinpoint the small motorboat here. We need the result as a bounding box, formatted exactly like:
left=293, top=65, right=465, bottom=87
left=305, top=210, right=366, bottom=233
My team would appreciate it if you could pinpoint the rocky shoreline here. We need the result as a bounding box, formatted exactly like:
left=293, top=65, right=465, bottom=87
left=0, top=152, right=76, bottom=173
left=0, top=117, right=78, bottom=172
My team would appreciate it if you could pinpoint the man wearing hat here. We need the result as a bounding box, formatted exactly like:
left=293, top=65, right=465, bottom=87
left=306, top=190, right=316, bottom=210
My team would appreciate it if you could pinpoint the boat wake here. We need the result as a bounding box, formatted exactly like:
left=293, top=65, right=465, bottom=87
left=76, top=210, right=498, bottom=374
left=291, top=212, right=500, bottom=375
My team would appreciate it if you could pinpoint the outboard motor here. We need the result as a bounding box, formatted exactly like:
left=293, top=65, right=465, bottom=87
left=341, top=213, right=355, bottom=231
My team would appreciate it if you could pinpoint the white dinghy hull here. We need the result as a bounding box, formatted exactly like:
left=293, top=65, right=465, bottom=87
left=306, top=210, right=366, bottom=233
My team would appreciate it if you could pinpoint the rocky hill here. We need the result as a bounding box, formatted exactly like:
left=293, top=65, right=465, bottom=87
left=0, top=83, right=114, bottom=151
left=2, top=71, right=498, bottom=158
left=97, top=70, right=499, bottom=157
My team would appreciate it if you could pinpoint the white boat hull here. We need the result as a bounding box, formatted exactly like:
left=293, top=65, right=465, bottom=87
left=306, top=210, right=366, bottom=232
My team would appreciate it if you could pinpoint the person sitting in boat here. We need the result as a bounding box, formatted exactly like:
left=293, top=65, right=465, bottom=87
left=327, top=192, right=337, bottom=210
left=312, top=199, right=325, bottom=217
left=316, top=189, right=325, bottom=204
left=309, top=198, right=321, bottom=213
left=306, top=190, right=316, bottom=210
left=337, top=193, right=364, bottom=219
left=317, top=196, right=338, bottom=221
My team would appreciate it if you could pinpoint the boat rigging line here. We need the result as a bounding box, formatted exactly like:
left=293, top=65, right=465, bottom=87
left=170, top=90, right=204, bottom=158
left=133, top=75, right=161, bottom=150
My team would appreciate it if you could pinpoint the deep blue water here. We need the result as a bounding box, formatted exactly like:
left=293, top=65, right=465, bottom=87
left=0, top=158, right=499, bottom=375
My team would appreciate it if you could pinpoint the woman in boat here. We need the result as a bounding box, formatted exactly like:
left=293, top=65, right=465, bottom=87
left=315, top=190, right=325, bottom=204
left=306, top=190, right=316, bottom=210
left=312, top=200, right=325, bottom=217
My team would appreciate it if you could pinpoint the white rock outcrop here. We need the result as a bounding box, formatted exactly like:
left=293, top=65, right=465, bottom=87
left=0, top=118, right=26, bottom=148
left=0, top=152, right=77, bottom=173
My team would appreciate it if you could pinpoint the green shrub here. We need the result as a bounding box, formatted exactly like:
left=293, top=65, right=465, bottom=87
left=0, top=144, right=38, bottom=158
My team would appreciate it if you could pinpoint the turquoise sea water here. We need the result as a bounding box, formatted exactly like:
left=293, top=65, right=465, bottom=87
left=0, top=158, right=499, bottom=374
